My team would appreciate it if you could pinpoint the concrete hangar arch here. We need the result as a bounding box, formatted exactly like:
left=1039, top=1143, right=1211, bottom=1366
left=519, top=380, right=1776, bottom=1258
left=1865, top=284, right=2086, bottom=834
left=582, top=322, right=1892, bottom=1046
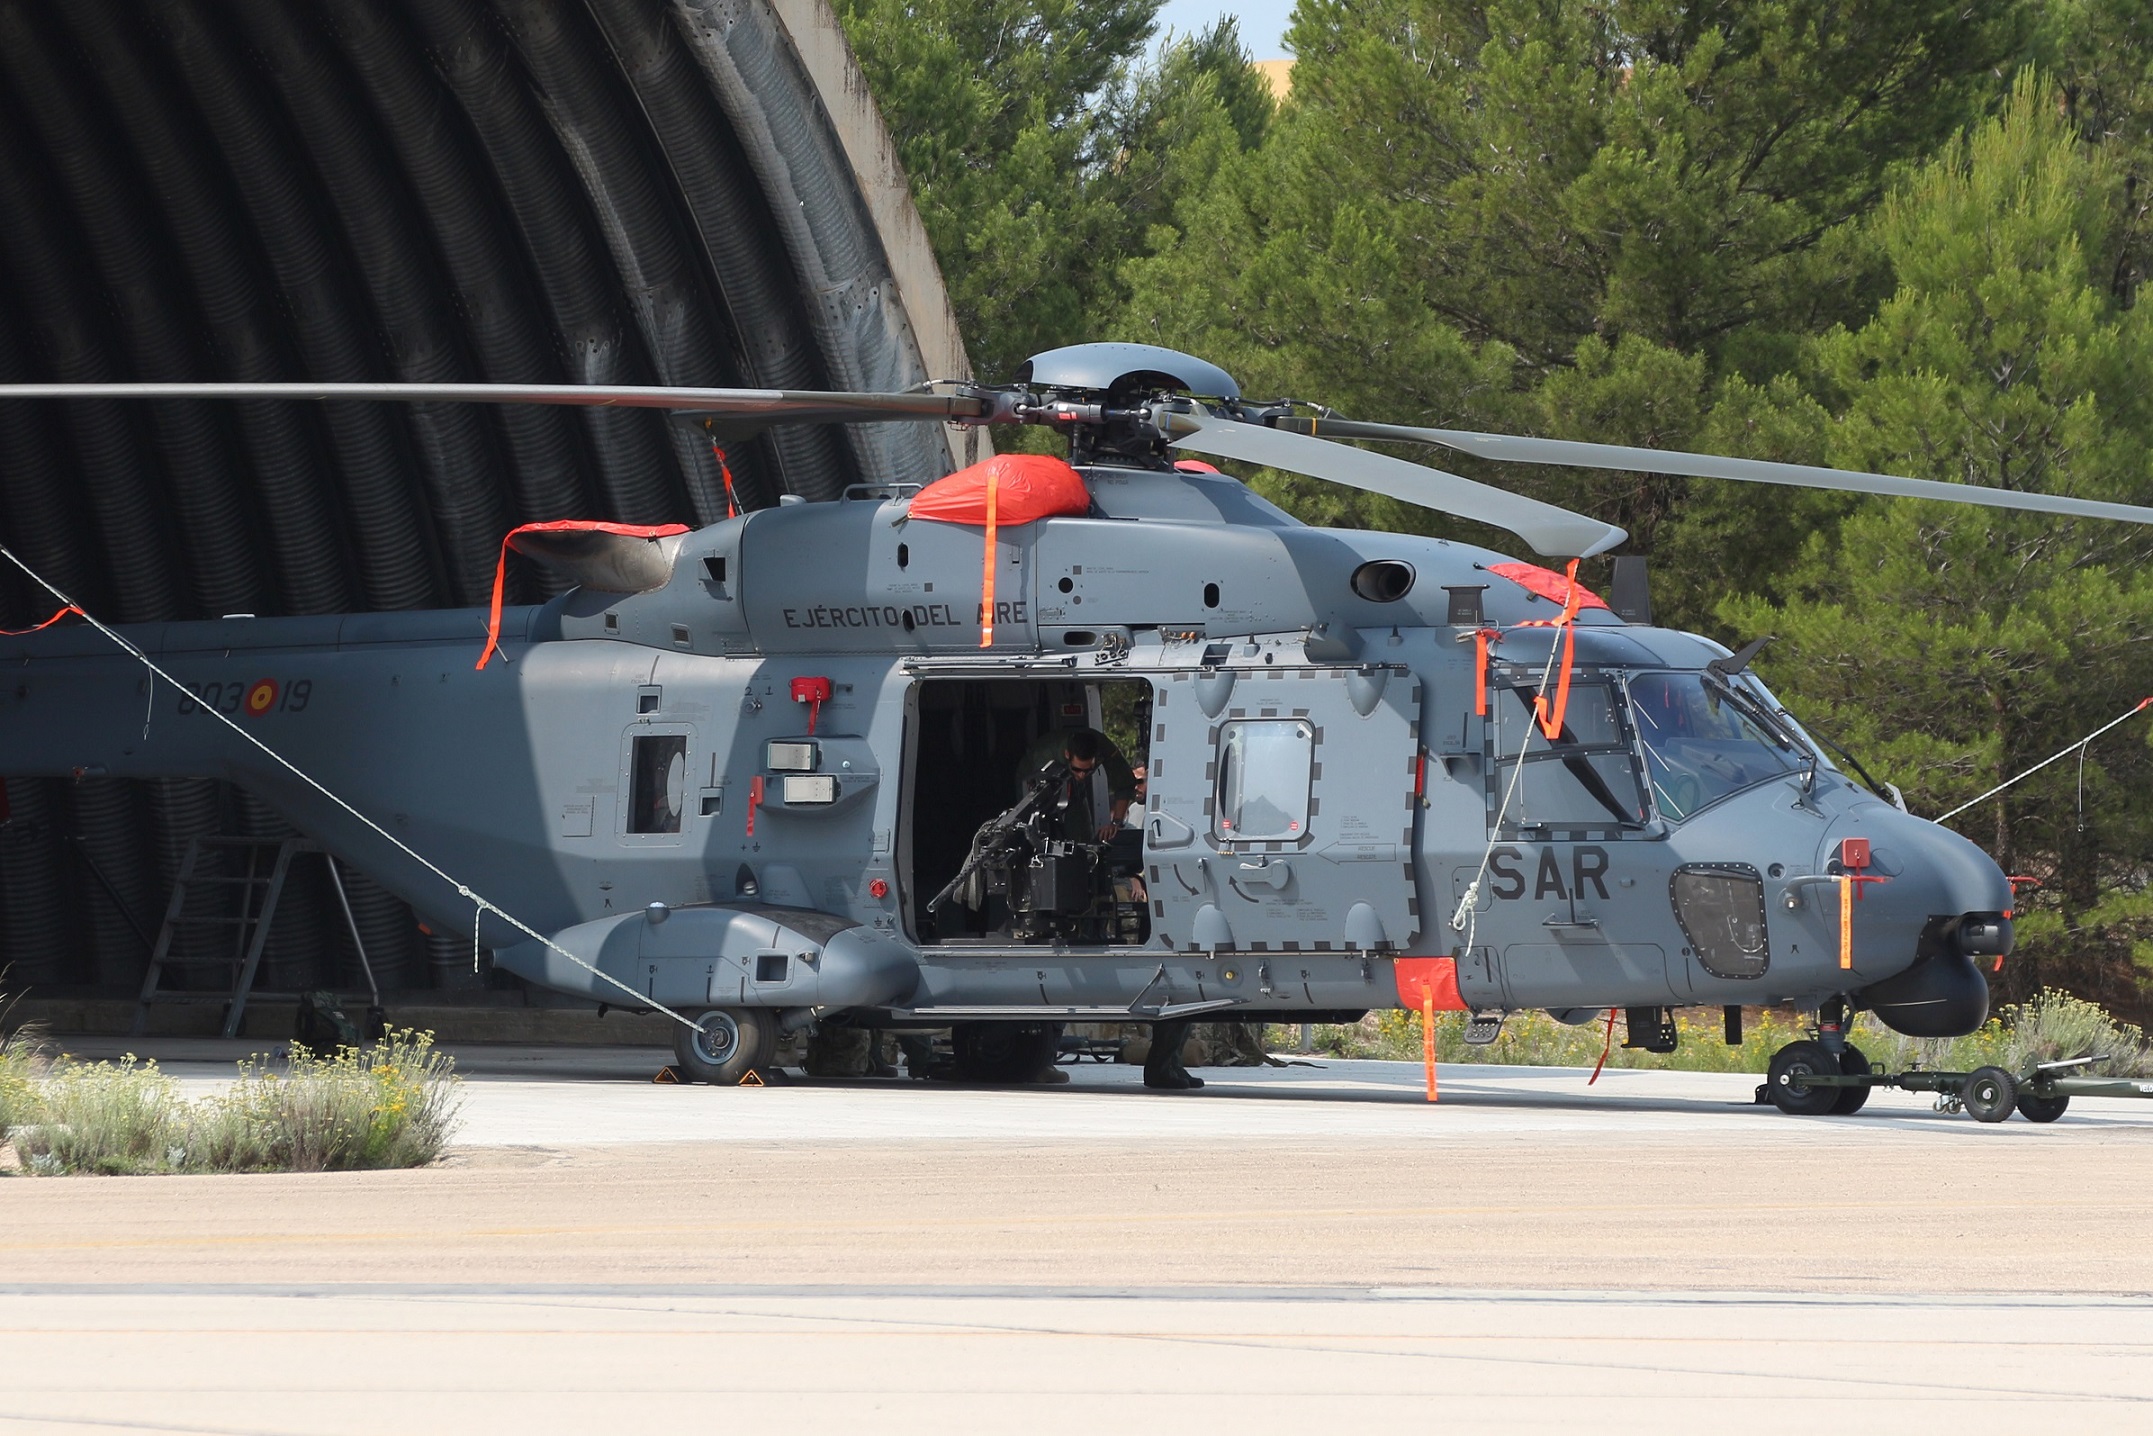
left=0, top=0, right=968, bottom=997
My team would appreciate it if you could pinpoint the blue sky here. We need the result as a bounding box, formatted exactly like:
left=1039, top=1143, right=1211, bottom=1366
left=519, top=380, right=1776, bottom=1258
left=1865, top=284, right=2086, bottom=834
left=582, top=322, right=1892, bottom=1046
left=1152, top=0, right=1295, bottom=60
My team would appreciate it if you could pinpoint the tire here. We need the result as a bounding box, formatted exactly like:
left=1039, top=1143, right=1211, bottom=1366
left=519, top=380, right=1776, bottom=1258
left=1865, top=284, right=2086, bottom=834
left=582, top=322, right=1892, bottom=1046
left=1765, top=1040, right=1842, bottom=1116
left=950, top=1021, right=1063, bottom=1084
left=673, top=1008, right=776, bottom=1086
left=1963, top=1065, right=2018, bottom=1123
left=1831, top=1044, right=1873, bottom=1115
left=2015, top=1090, right=2070, bottom=1123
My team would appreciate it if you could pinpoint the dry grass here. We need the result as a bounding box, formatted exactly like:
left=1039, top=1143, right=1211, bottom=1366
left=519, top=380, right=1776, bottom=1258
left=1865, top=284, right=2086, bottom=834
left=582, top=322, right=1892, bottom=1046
left=0, top=1029, right=461, bottom=1177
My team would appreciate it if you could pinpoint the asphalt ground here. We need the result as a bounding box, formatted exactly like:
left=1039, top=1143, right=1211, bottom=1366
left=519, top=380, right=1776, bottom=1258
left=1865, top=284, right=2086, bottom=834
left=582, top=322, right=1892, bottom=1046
left=4, top=1043, right=2151, bottom=1432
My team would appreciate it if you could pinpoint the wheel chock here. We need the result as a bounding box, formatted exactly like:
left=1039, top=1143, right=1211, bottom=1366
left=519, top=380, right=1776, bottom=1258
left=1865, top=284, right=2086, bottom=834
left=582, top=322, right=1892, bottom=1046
left=652, top=1065, right=684, bottom=1084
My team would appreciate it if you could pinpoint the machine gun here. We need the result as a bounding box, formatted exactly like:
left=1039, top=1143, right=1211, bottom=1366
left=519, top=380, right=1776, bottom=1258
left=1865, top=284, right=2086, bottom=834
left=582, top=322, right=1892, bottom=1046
left=929, top=762, right=1111, bottom=942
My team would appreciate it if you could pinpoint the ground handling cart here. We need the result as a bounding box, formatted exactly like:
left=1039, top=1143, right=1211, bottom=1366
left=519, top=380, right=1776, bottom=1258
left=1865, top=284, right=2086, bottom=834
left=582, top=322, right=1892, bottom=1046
left=1761, top=1052, right=2153, bottom=1122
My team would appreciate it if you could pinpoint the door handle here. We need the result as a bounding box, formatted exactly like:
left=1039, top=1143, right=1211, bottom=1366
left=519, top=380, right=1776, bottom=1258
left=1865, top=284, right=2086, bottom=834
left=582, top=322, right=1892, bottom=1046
left=1147, top=811, right=1195, bottom=850
left=1235, top=858, right=1292, bottom=891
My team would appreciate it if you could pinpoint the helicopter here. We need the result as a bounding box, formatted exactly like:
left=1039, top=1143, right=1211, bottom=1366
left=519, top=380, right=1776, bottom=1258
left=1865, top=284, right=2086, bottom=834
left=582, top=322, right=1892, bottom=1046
left=7, top=341, right=2153, bottom=1109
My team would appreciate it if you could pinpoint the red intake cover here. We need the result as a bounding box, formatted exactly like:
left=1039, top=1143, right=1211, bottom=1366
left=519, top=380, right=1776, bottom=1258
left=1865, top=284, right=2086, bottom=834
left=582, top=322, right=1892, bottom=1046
left=908, top=454, right=1090, bottom=526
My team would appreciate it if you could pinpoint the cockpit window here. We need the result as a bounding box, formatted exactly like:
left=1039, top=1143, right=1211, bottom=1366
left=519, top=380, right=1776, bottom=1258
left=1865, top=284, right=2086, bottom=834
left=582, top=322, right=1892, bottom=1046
left=1627, top=671, right=1803, bottom=822
left=1489, top=680, right=1647, bottom=832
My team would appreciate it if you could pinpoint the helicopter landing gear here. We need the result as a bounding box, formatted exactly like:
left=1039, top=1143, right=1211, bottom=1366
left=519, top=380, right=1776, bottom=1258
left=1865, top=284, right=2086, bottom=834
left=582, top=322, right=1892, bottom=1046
left=674, top=1008, right=776, bottom=1085
left=949, top=1021, right=1063, bottom=1084
left=1764, top=1040, right=1843, bottom=1116
left=1831, top=1044, right=1873, bottom=1115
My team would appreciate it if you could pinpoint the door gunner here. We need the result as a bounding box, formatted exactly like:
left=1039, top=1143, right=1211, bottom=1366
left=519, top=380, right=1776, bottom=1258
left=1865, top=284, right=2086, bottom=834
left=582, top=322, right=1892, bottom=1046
left=1019, top=727, right=1136, bottom=842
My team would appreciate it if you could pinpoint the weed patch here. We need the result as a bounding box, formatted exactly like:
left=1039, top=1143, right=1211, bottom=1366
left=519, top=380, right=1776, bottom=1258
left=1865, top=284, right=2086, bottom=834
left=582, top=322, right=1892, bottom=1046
left=0, top=1029, right=461, bottom=1177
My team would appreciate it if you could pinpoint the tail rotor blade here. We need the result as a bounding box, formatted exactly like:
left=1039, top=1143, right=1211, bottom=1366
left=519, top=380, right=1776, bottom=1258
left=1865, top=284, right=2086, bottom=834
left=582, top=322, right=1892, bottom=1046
left=1282, top=415, right=2153, bottom=528
left=1163, top=409, right=1626, bottom=559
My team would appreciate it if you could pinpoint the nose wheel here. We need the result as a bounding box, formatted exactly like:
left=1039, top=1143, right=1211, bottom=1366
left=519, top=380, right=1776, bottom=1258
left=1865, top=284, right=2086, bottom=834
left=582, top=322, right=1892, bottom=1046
left=673, top=1008, right=776, bottom=1085
left=1764, top=1039, right=1845, bottom=1116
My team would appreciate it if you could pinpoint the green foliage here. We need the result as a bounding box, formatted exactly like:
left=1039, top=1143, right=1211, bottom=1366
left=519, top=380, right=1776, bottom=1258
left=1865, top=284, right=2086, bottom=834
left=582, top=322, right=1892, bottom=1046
left=1720, top=75, right=2153, bottom=1004
left=835, top=0, right=1271, bottom=384
left=1116, top=0, right=2027, bottom=587
left=0, top=1030, right=461, bottom=1176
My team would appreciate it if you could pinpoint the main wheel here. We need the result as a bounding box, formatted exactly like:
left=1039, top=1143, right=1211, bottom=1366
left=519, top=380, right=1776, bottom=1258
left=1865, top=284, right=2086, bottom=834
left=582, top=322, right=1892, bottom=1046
left=950, top=1021, right=1063, bottom=1083
left=1831, top=1044, right=1873, bottom=1115
left=2015, top=1090, right=2071, bottom=1123
left=1962, top=1065, right=2018, bottom=1123
left=1765, top=1040, right=1842, bottom=1116
left=673, top=1008, right=776, bottom=1085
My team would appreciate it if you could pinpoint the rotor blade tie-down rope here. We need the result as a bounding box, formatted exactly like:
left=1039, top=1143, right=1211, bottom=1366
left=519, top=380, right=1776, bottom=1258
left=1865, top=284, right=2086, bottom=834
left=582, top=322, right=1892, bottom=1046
left=1446, top=564, right=1584, bottom=955
left=476, top=520, right=691, bottom=670
left=1449, top=607, right=1571, bottom=950
left=0, top=604, right=85, bottom=635
left=1588, top=1004, right=1617, bottom=1085
left=0, top=543, right=709, bottom=1036
left=1934, top=697, right=2153, bottom=822
left=978, top=466, right=999, bottom=649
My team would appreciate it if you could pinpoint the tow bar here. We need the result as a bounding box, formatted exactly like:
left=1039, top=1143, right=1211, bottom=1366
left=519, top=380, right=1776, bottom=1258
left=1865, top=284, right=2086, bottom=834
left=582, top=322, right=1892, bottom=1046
left=1762, top=1056, right=2153, bottom=1122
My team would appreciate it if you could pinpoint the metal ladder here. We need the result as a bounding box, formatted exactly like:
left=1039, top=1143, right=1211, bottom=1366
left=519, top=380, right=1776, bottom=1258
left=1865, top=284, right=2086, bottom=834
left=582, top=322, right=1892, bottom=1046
left=131, top=836, right=379, bottom=1039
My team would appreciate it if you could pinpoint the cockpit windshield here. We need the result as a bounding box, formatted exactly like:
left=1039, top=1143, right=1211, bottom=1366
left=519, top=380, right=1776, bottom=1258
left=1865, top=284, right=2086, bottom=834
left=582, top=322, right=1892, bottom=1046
left=1626, top=671, right=1806, bottom=822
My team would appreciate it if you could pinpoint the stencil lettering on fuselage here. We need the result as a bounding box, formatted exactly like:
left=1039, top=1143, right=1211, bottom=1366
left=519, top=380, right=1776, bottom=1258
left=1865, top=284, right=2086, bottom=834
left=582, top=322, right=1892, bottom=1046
left=1485, top=844, right=1611, bottom=903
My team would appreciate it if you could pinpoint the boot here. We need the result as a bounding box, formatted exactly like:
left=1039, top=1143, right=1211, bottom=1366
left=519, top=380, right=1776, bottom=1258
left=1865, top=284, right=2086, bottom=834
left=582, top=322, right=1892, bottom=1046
left=1143, top=1017, right=1204, bottom=1090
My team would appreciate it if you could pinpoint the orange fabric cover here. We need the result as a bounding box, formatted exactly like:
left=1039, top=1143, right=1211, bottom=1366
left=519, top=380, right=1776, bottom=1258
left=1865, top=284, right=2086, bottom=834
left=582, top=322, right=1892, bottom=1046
left=1487, top=561, right=1609, bottom=611
left=1394, top=956, right=1469, bottom=1012
left=909, top=454, right=1090, bottom=526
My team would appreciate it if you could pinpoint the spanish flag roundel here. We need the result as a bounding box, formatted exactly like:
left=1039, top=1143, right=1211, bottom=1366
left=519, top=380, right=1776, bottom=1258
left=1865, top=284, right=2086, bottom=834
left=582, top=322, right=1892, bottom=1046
left=243, top=679, right=279, bottom=717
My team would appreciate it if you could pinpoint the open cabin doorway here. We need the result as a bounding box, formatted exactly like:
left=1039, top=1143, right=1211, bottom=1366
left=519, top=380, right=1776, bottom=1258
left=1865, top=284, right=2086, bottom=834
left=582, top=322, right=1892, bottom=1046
left=902, top=674, right=1152, bottom=945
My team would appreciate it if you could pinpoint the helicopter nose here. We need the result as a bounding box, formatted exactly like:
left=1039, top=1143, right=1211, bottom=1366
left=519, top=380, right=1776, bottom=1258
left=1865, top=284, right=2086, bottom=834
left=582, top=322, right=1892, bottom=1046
left=1817, top=803, right=2011, bottom=1037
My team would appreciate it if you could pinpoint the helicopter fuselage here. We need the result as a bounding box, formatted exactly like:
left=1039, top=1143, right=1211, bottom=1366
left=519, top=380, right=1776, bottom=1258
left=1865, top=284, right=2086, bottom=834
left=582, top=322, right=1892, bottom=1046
left=0, top=466, right=2010, bottom=1040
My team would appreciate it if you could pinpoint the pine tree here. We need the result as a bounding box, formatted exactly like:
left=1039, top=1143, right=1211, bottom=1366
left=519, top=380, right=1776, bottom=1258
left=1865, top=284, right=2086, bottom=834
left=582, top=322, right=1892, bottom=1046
left=1721, top=76, right=2153, bottom=1006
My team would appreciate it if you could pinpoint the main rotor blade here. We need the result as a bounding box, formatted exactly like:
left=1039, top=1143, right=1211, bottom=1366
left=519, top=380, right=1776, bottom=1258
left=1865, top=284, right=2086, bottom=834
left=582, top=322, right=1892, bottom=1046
left=1283, top=415, right=2153, bottom=528
left=1164, top=410, right=1626, bottom=559
left=0, top=381, right=985, bottom=427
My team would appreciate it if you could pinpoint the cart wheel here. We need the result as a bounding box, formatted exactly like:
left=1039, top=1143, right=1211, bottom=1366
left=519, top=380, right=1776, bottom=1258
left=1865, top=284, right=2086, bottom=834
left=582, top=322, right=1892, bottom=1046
left=1765, top=1040, right=1842, bottom=1116
left=2015, top=1090, right=2070, bottom=1123
left=1962, top=1066, right=2017, bottom=1123
left=1831, top=1044, right=1873, bottom=1115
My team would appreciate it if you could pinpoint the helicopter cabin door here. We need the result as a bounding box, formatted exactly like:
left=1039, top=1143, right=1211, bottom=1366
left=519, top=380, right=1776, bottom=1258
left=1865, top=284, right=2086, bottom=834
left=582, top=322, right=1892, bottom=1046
left=1143, top=663, right=1420, bottom=956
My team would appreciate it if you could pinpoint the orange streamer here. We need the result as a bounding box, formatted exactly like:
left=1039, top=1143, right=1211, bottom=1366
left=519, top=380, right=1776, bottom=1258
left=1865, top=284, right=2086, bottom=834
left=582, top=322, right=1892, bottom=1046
left=1422, top=988, right=1438, bottom=1103
left=477, top=520, right=689, bottom=669
left=978, top=466, right=999, bottom=649
left=1473, top=629, right=1490, bottom=715
left=1839, top=876, right=1853, bottom=970
left=0, top=605, right=82, bottom=635
left=1531, top=559, right=1587, bottom=740
left=1588, top=1005, right=1617, bottom=1085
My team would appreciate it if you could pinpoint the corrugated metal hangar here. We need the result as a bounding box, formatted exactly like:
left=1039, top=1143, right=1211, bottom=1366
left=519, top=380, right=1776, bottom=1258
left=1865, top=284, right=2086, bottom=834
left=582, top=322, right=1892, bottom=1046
left=0, top=0, right=966, bottom=996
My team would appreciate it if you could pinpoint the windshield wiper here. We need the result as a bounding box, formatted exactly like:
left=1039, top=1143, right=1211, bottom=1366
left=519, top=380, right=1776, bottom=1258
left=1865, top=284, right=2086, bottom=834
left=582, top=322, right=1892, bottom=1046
left=1776, top=709, right=1895, bottom=805
left=1700, top=669, right=1820, bottom=793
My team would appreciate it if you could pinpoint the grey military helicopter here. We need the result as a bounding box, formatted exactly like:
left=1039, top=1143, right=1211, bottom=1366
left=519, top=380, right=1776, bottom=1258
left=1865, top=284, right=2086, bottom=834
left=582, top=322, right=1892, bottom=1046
left=8, top=342, right=2151, bottom=1110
